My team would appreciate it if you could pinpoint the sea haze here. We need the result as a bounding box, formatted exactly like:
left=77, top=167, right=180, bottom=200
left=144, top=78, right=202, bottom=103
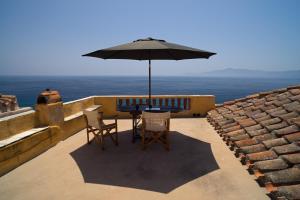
left=0, top=76, right=299, bottom=107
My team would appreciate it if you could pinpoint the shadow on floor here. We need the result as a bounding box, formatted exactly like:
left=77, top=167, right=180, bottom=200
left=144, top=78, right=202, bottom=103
left=70, top=131, right=220, bottom=193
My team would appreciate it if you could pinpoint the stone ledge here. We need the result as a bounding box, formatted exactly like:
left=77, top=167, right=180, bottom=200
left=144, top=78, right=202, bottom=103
left=0, top=127, right=48, bottom=148
left=0, top=127, right=60, bottom=176
left=0, top=107, right=32, bottom=118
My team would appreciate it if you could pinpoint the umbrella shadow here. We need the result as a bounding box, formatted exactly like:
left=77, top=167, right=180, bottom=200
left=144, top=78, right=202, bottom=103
left=70, top=131, right=220, bottom=193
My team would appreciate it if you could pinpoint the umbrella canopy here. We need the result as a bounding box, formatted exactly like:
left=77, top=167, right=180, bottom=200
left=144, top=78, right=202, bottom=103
left=83, top=37, right=216, bottom=108
left=83, top=37, right=215, bottom=60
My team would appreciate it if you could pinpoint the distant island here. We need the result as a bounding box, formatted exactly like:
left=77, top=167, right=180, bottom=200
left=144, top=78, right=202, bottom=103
left=199, top=68, right=300, bottom=78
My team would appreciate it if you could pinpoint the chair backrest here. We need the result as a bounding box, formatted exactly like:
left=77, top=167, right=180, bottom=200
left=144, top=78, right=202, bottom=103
left=83, top=110, right=102, bottom=129
left=142, top=111, right=170, bottom=132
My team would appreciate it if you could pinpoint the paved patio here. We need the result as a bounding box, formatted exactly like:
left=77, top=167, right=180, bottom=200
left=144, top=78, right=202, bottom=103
left=0, top=118, right=268, bottom=200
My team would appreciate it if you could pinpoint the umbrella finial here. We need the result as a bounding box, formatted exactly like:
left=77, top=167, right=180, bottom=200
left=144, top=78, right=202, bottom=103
left=134, top=37, right=166, bottom=42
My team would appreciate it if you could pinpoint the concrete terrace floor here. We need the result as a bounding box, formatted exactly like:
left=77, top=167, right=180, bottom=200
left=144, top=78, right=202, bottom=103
left=0, top=118, right=268, bottom=200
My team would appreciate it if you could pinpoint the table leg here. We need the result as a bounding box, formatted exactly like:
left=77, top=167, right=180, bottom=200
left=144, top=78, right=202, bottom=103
left=132, top=114, right=135, bottom=143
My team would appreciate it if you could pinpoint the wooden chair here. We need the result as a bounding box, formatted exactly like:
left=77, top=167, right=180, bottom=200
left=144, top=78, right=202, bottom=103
left=141, top=111, right=171, bottom=151
left=83, top=109, right=118, bottom=150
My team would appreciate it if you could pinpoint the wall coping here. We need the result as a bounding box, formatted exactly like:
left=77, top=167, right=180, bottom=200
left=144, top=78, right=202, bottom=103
left=0, top=110, right=35, bottom=122
left=63, top=96, right=96, bottom=105
left=94, top=95, right=215, bottom=97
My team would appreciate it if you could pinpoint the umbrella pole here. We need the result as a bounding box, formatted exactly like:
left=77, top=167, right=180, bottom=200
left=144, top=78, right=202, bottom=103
left=148, top=59, right=152, bottom=108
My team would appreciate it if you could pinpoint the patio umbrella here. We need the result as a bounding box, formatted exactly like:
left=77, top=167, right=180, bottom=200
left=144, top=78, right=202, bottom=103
left=82, top=37, right=216, bottom=107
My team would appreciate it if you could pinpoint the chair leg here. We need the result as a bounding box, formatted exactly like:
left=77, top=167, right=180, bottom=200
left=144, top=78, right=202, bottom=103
left=87, top=129, right=90, bottom=144
left=164, top=133, right=170, bottom=151
left=115, top=126, right=118, bottom=146
left=87, top=127, right=94, bottom=144
left=100, top=131, right=105, bottom=150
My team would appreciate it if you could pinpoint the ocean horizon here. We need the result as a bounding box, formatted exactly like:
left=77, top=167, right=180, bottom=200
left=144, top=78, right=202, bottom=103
left=1, top=75, right=300, bottom=107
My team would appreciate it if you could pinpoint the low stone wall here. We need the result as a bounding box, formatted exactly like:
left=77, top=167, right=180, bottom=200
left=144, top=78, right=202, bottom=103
left=63, top=96, right=95, bottom=118
left=0, top=111, right=37, bottom=140
left=0, top=127, right=60, bottom=176
left=94, top=95, right=215, bottom=118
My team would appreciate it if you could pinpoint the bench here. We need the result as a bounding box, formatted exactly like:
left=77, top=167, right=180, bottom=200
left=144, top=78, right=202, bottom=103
left=116, top=97, right=191, bottom=111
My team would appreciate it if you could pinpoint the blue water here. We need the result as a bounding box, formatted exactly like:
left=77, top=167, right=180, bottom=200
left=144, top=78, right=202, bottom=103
left=0, top=76, right=299, bottom=107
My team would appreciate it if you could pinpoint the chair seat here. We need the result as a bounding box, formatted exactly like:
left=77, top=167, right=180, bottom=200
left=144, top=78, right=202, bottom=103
left=145, top=125, right=167, bottom=132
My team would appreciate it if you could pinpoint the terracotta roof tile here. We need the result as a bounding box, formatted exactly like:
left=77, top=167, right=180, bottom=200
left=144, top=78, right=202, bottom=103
left=244, top=124, right=263, bottom=132
left=251, top=112, right=268, bottom=119
left=252, top=99, right=266, bottom=106
left=241, top=102, right=253, bottom=108
left=229, top=134, right=250, bottom=142
left=288, top=117, right=300, bottom=126
left=217, top=119, right=235, bottom=126
left=235, top=138, right=258, bottom=148
left=223, top=129, right=245, bottom=138
left=283, top=132, right=300, bottom=143
left=254, top=115, right=272, bottom=123
left=278, top=112, right=299, bottom=121
left=262, top=138, right=289, bottom=149
left=274, top=99, right=292, bottom=107
left=289, top=94, right=300, bottom=101
left=260, top=117, right=282, bottom=127
left=222, top=125, right=242, bottom=133
left=234, top=97, right=247, bottom=103
left=274, top=88, right=288, bottom=93
left=289, top=88, right=300, bottom=95
left=272, top=125, right=300, bottom=136
left=270, top=184, right=300, bottom=200
left=238, top=144, right=266, bottom=154
left=265, top=107, right=283, bottom=114
left=266, top=94, right=279, bottom=102
left=232, top=116, right=247, bottom=121
left=283, top=101, right=300, bottom=112
left=222, top=125, right=241, bottom=133
left=253, top=158, right=289, bottom=173
left=245, top=109, right=261, bottom=116
left=272, top=143, right=300, bottom=155
left=220, top=122, right=238, bottom=129
left=281, top=153, right=300, bottom=165
left=259, top=91, right=273, bottom=97
left=266, top=122, right=289, bottom=132
left=247, top=128, right=269, bottom=137
left=246, top=93, right=260, bottom=99
left=246, top=150, right=278, bottom=163
left=253, top=133, right=276, bottom=143
left=277, top=92, right=292, bottom=100
left=260, top=104, right=277, bottom=111
left=237, top=118, right=257, bottom=128
left=269, top=110, right=288, bottom=117
left=263, top=166, right=300, bottom=186
left=223, top=113, right=237, bottom=119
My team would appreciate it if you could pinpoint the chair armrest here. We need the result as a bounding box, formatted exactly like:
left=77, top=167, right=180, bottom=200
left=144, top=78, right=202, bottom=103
left=113, top=114, right=118, bottom=123
left=112, top=114, right=118, bottom=119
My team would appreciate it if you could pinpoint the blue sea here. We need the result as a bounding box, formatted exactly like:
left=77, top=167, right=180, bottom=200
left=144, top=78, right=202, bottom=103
left=0, top=76, right=299, bottom=107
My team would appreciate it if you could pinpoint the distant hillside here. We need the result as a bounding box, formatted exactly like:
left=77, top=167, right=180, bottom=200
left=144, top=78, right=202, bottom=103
left=200, top=68, right=300, bottom=78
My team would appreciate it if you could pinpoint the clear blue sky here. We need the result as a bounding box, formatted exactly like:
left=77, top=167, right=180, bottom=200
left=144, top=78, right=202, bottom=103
left=0, top=0, right=299, bottom=76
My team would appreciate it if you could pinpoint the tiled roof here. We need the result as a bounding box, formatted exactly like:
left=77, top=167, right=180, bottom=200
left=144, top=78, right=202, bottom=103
left=207, top=85, right=300, bottom=200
